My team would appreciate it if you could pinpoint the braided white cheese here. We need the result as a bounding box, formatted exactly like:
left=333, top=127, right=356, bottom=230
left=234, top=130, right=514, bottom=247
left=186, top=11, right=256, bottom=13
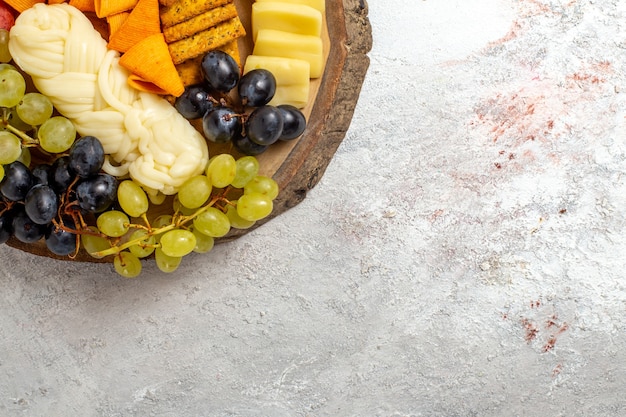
left=8, top=3, right=209, bottom=195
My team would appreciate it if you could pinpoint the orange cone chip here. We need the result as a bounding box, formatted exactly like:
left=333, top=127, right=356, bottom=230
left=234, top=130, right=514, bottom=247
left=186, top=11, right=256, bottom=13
left=106, top=11, right=129, bottom=36
left=127, top=74, right=169, bottom=95
left=69, top=0, right=95, bottom=12
left=94, top=0, right=137, bottom=18
left=107, top=0, right=160, bottom=52
left=119, top=32, right=185, bottom=97
left=4, top=0, right=42, bottom=13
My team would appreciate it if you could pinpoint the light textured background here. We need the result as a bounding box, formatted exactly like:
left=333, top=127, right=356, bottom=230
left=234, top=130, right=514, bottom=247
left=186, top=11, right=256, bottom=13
left=2, top=0, right=626, bottom=416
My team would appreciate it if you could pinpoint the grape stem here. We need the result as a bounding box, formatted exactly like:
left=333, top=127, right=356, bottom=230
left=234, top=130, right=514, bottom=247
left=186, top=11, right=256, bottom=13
left=92, top=188, right=233, bottom=258
left=1, top=108, right=39, bottom=146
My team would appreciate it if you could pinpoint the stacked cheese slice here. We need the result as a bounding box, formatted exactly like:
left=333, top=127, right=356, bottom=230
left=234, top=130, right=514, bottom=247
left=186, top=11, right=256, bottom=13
left=244, top=0, right=325, bottom=108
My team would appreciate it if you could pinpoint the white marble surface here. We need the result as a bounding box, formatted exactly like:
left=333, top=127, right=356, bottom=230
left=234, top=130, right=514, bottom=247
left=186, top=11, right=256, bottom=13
left=2, top=0, right=626, bottom=415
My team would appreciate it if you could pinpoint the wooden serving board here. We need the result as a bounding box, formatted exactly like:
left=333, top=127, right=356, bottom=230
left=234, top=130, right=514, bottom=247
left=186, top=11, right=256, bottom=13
left=6, top=0, right=373, bottom=261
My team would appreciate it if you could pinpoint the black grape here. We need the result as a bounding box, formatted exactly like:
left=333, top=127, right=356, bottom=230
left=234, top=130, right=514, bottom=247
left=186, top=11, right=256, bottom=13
left=69, top=136, right=105, bottom=178
left=277, top=105, right=306, bottom=140
left=32, top=164, right=51, bottom=186
left=12, top=208, right=47, bottom=243
left=0, top=161, right=33, bottom=201
left=50, top=156, right=75, bottom=193
left=24, top=184, right=58, bottom=225
left=202, top=107, right=242, bottom=143
left=175, top=85, right=213, bottom=119
left=233, top=134, right=269, bottom=156
left=201, top=51, right=240, bottom=93
left=0, top=210, right=14, bottom=244
left=238, top=69, right=276, bottom=107
left=245, top=105, right=284, bottom=146
left=45, top=222, right=77, bottom=256
left=75, top=173, right=118, bottom=213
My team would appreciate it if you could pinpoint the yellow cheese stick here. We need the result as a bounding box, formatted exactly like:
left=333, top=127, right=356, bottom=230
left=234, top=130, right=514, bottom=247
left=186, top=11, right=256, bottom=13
left=244, top=55, right=310, bottom=85
left=251, top=1, right=322, bottom=41
left=268, top=84, right=309, bottom=108
left=244, top=55, right=310, bottom=108
left=255, top=0, right=324, bottom=13
left=253, top=29, right=324, bottom=78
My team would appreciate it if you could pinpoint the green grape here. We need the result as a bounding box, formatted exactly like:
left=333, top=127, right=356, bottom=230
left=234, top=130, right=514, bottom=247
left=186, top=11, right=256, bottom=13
left=16, top=93, right=54, bottom=126
left=8, top=109, right=32, bottom=132
left=17, top=147, right=30, bottom=167
left=225, top=202, right=256, bottom=229
left=0, top=131, right=22, bottom=164
left=151, top=214, right=173, bottom=243
left=160, top=228, right=196, bottom=257
left=0, top=68, right=26, bottom=108
left=114, top=251, right=142, bottom=278
left=172, top=195, right=196, bottom=215
left=0, top=63, right=17, bottom=72
left=117, top=180, right=149, bottom=217
left=148, top=191, right=166, bottom=205
left=177, top=175, right=212, bottom=209
left=97, top=210, right=130, bottom=237
left=38, top=116, right=76, bottom=153
left=205, top=153, right=236, bottom=188
left=244, top=175, right=279, bottom=200
left=193, top=206, right=231, bottom=237
left=231, top=156, right=260, bottom=188
left=0, top=29, right=11, bottom=63
left=152, top=214, right=173, bottom=228
left=191, top=227, right=214, bottom=253
left=155, top=247, right=182, bottom=273
left=0, top=165, right=5, bottom=182
left=128, top=229, right=156, bottom=258
left=81, top=227, right=111, bottom=259
left=237, top=193, right=273, bottom=221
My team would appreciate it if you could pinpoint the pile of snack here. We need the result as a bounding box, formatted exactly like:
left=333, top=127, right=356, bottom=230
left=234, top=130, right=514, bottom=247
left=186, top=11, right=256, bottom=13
left=0, top=0, right=327, bottom=277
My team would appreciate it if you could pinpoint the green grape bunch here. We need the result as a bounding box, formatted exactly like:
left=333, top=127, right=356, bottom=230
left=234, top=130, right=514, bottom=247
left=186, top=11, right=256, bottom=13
left=0, top=58, right=281, bottom=279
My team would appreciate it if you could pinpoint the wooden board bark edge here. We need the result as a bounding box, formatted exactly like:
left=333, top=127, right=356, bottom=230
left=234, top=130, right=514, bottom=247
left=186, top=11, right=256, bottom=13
left=225, top=0, right=373, bottom=241
left=6, top=0, right=373, bottom=260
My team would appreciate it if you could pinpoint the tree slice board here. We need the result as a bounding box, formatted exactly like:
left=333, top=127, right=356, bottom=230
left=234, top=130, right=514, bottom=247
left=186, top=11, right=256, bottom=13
left=5, top=0, right=373, bottom=261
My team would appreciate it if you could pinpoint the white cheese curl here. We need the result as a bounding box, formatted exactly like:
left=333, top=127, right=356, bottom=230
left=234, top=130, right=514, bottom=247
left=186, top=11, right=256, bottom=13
left=8, top=3, right=209, bottom=195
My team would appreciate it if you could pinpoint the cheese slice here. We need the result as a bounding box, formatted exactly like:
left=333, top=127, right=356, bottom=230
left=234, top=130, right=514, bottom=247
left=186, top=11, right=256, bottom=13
left=268, top=84, right=309, bottom=108
left=251, top=1, right=322, bottom=41
left=244, top=55, right=310, bottom=108
left=253, top=29, right=324, bottom=78
left=244, top=55, right=310, bottom=86
left=255, top=0, right=324, bottom=13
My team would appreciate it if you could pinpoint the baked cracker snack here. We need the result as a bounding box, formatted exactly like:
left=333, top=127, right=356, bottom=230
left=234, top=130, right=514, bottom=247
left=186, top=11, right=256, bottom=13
left=167, top=16, right=245, bottom=64
left=162, top=2, right=238, bottom=43
left=159, top=0, right=231, bottom=28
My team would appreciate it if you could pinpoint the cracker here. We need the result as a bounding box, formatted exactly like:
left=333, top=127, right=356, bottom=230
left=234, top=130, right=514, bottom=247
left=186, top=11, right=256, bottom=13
left=162, top=2, right=238, bottom=43
left=159, top=0, right=231, bottom=28
left=167, top=16, right=245, bottom=65
left=175, top=55, right=203, bottom=87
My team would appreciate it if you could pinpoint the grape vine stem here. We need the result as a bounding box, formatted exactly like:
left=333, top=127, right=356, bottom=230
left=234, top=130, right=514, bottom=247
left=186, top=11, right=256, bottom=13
left=92, top=189, right=233, bottom=258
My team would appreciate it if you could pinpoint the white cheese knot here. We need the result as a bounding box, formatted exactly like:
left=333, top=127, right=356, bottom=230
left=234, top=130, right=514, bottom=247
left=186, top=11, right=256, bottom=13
left=8, top=3, right=209, bottom=195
